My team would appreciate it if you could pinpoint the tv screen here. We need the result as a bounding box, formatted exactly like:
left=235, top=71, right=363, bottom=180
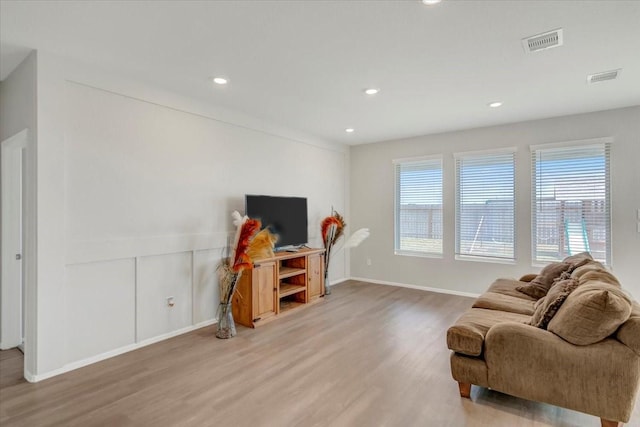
left=245, top=195, right=308, bottom=250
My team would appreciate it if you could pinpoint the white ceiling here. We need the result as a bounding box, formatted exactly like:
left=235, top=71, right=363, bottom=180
left=1, top=0, right=639, bottom=145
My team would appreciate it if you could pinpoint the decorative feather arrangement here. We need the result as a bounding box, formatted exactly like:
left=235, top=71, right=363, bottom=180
left=247, top=228, right=278, bottom=260
left=321, top=210, right=369, bottom=295
left=216, top=211, right=261, bottom=339
left=321, top=215, right=343, bottom=247
left=231, top=218, right=261, bottom=272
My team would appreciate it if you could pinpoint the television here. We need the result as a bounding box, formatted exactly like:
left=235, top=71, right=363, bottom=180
left=245, top=195, right=308, bottom=250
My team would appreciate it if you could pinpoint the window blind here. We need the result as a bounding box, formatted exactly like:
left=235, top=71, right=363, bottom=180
left=455, top=151, right=515, bottom=260
left=531, top=142, right=611, bottom=264
left=394, top=157, right=443, bottom=256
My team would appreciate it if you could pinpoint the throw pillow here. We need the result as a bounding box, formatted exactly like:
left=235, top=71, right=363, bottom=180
left=562, top=252, right=593, bottom=268
left=517, top=262, right=572, bottom=299
left=548, top=283, right=632, bottom=345
left=578, top=269, right=621, bottom=287
left=518, top=273, right=538, bottom=283
left=570, top=261, right=606, bottom=280
left=529, top=278, right=581, bottom=329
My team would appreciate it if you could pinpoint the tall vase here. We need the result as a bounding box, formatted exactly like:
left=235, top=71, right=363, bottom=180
left=324, top=269, right=331, bottom=295
left=216, top=302, right=236, bottom=339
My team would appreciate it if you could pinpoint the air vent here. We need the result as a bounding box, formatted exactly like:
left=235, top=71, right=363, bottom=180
left=522, top=28, right=563, bottom=53
left=587, top=69, right=621, bottom=84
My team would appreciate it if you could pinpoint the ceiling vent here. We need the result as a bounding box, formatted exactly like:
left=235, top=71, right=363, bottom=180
left=522, top=28, right=563, bottom=53
left=587, top=69, right=621, bottom=84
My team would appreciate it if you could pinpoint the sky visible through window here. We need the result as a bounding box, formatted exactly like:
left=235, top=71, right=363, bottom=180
left=400, top=155, right=604, bottom=205
left=399, top=166, right=442, bottom=205
left=458, top=161, right=513, bottom=204
left=536, top=155, right=606, bottom=201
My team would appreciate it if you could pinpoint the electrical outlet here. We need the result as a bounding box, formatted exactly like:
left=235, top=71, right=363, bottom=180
left=366, top=258, right=372, bottom=266
left=167, top=296, right=175, bottom=307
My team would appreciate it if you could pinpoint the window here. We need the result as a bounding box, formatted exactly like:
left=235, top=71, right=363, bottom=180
left=455, top=149, right=515, bottom=261
left=394, top=156, right=443, bottom=256
left=532, top=140, right=611, bottom=264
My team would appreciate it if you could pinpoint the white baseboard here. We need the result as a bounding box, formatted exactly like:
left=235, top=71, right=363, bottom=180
left=329, top=277, right=349, bottom=286
left=24, top=367, right=36, bottom=383
left=29, top=319, right=217, bottom=382
left=349, top=276, right=480, bottom=298
left=25, top=277, right=472, bottom=382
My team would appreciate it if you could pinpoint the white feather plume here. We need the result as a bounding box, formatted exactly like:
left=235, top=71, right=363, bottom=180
left=230, top=210, right=248, bottom=261
left=343, top=228, right=370, bottom=248
left=334, top=228, right=370, bottom=254
left=232, top=210, right=246, bottom=228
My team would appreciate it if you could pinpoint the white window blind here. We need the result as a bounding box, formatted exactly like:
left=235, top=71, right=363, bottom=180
left=532, top=142, right=611, bottom=264
left=455, top=150, right=515, bottom=261
left=394, top=157, right=443, bottom=256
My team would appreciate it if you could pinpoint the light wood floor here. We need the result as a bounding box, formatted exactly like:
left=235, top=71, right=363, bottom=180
left=1, top=280, right=639, bottom=427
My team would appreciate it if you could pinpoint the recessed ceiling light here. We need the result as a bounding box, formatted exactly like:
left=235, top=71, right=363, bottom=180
left=422, top=0, right=442, bottom=5
left=488, top=101, right=503, bottom=108
left=345, top=128, right=355, bottom=133
left=364, top=88, right=379, bottom=95
left=213, top=77, right=228, bottom=85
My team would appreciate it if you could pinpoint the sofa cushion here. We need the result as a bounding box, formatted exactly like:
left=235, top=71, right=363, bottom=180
left=472, top=292, right=536, bottom=316
left=519, top=273, right=538, bottom=282
left=447, top=308, right=531, bottom=357
left=548, top=283, right=632, bottom=345
left=529, top=278, right=580, bottom=329
left=487, top=278, right=538, bottom=301
left=570, top=260, right=606, bottom=280
left=516, top=262, right=572, bottom=299
left=577, top=269, right=620, bottom=287
left=617, top=301, right=640, bottom=356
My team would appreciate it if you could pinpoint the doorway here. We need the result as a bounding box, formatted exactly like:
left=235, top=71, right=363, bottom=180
left=1, top=129, right=28, bottom=352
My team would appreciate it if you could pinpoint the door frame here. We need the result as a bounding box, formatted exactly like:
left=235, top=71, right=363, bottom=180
left=1, top=129, right=28, bottom=350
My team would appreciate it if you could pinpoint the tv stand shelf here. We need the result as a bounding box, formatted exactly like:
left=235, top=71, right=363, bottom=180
left=279, top=283, right=306, bottom=298
left=232, top=247, right=325, bottom=328
left=279, top=266, right=306, bottom=279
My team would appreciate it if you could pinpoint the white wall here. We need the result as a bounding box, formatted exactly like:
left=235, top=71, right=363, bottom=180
left=350, top=107, right=640, bottom=297
left=33, top=51, right=349, bottom=380
left=0, top=51, right=37, bottom=376
left=0, top=52, right=36, bottom=139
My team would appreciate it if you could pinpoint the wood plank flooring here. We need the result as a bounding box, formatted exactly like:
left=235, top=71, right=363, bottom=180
left=1, top=280, right=639, bottom=427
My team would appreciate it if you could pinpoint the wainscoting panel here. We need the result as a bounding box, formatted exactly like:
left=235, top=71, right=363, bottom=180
left=193, top=249, right=221, bottom=325
left=65, top=259, right=136, bottom=364
left=137, top=252, right=193, bottom=342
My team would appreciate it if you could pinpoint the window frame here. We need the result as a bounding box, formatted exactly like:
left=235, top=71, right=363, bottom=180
left=530, top=138, right=612, bottom=266
left=393, top=155, right=444, bottom=258
left=454, top=147, right=517, bottom=264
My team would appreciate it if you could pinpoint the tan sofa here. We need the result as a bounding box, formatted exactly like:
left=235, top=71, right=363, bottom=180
left=447, top=254, right=640, bottom=427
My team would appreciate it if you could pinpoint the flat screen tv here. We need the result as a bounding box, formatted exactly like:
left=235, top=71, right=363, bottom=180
left=245, top=195, right=308, bottom=250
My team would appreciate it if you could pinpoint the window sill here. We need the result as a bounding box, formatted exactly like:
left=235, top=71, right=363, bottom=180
left=455, top=254, right=516, bottom=265
left=395, top=250, right=443, bottom=259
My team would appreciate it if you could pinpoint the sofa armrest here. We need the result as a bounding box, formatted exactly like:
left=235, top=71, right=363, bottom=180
left=617, top=302, right=640, bottom=356
left=485, top=322, right=640, bottom=423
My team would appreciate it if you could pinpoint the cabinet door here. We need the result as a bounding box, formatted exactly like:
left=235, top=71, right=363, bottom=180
left=307, top=253, right=324, bottom=299
left=252, top=261, right=277, bottom=322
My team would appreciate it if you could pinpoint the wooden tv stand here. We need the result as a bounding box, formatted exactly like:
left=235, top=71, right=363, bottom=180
left=231, top=247, right=325, bottom=328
